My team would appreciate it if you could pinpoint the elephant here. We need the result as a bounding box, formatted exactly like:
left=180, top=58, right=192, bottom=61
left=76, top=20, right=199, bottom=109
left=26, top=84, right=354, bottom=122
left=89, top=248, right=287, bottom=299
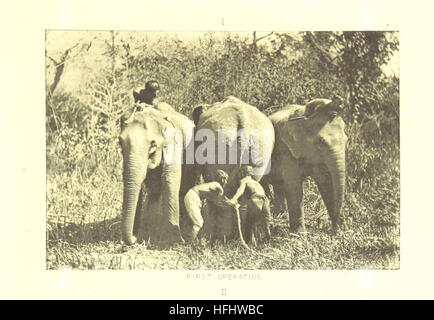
left=263, top=96, right=348, bottom=233
left=118, top=102, right=195, bottom=245
left=192, top=96, right=275, bottom=241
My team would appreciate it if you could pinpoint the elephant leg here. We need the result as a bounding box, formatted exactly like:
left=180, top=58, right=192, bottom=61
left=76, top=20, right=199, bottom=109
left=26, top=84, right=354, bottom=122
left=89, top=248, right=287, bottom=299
left=179, top=165, right=200, bottom=240
left=159, top=163, right=184, bottom=245
left=207, top=201, right=221, bottom=242
left=262, top=174, right=286, bottom=215
left=269, top=181, right=286, bottom=214
left=183, top=190, right=203, bottom=242
left=200, top=201, right=214, bottom=239
left=134, top=185, right=148, bottom=242
left=273, top=180, right=287, bottom=215
left=244, top=198, right=266, bottom=245
left=280, top=159, right=306, bottom=232
left=261, top=197, right=272, bottom=240
left=146, top=192, right=162, bottom=243
left=179, top=191, right=193, bottom=242
left=244, top=212, right=255, bottom=244
left=284, top=179, right=306, bottom=233
left=250, top=227, right=257, bottom=247
left=260, top=176, right=274, bottom=200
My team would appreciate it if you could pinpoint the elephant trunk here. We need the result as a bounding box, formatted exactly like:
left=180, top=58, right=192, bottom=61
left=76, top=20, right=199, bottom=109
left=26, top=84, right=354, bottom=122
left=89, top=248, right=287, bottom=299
left=326, top=150, right=346, bottom=228
left=122, top=152, right=148, bottom=245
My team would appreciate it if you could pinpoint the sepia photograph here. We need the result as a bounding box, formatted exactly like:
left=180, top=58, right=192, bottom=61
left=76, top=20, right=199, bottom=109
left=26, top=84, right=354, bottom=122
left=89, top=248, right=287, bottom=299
left=45, top=30, right=400, bottom=270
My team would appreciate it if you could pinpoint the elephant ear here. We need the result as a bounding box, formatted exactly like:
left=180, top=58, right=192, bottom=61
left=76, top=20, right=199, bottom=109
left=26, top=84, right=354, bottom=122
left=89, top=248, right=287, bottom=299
left=304, top=96, right=344, bottom=119
left=133, top=90, right=141, bottom=103
left=149, top=116, right=171, bottom=146
left=162, top=112, right=195, bottom=150
left=282, top=120, right=304, bottom=160
left=304, top=99, right=328, bottom=118
left=331, top=95, right=343, bottom=107
left=282, top=96, right=345, bottom=160
left=120, top=106, right=138, bottom=130
left=328, top=95, right=344, bottom=116
left=144, top=116, right=174, bottom=170
left=161, top=118, right=178, bottom=147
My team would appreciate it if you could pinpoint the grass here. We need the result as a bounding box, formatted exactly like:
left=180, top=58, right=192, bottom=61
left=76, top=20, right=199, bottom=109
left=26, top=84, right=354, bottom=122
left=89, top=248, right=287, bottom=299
left=46, top=128, right=400, bottom=270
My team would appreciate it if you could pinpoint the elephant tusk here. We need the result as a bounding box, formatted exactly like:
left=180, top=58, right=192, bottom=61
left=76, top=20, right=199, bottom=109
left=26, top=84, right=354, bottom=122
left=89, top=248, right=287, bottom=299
left=109, top=221, right=121, bottom=231
left=288, top=232, right=302, bottom=238
left=288, top=116, right=307, bottom=122
left=136, top=102, right=154, bottom=109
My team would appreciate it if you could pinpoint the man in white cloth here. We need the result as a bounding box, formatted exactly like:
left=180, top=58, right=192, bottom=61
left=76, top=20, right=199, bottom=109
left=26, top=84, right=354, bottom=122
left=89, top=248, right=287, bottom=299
left=184, top=169, right=236, bottom=242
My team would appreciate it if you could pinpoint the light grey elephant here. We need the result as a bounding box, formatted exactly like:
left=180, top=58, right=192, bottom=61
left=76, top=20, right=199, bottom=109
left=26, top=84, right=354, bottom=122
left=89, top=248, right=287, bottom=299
left=118, top=102, right=195, bottom=245
left=263, top=96, right=348, bottom=233
left=192, top=96, right=275, bottom=241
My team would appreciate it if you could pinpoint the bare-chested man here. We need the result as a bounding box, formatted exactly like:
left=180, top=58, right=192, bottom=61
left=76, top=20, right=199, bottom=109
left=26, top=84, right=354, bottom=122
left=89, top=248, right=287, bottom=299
left=184, top=169, right=235, bottom=242
left=231, top=166, right=272, bottom=243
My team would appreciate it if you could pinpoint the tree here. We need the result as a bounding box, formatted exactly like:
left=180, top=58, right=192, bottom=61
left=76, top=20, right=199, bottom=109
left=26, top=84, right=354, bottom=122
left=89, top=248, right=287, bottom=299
left=45, top=39, right=92, bottom=96
left=302, top=31, right=399, bottom=122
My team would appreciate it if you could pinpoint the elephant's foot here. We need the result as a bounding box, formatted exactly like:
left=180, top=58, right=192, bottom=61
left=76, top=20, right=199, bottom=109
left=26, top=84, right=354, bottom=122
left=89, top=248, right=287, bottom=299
left=135, top=226, right=150, bottom=245
left=264, top=226, right=271, bottom=241
left=123, top=235, right=138, bottom=246
left=251, top=233, right=258, bottom=247
left=166, top=234, right=185, bottom=245
left=163, top=227, right=185, bottom=246
left=331, top=219, right=347, bottom=234
left=184, top=225, right=201, bottom=244
left=289, top=224, right=307, bottom=234
left=150, top=222, right=185, bottom=246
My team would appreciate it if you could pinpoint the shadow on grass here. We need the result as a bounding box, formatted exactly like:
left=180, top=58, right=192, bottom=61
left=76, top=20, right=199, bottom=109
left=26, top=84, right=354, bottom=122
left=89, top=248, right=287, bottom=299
left=47, top=216, right=195, bottom=251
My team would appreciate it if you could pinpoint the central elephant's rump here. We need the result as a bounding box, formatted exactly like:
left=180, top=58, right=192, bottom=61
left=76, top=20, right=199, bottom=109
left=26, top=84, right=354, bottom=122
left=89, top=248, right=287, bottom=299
left=194, top=96, right=275, bottom=241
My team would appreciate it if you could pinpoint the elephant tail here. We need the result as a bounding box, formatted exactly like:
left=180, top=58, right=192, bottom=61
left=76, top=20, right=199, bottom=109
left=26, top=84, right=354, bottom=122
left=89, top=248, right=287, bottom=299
left=232, top=205, right=280, bottom=262
left=232, top=204, right=251, bottom=251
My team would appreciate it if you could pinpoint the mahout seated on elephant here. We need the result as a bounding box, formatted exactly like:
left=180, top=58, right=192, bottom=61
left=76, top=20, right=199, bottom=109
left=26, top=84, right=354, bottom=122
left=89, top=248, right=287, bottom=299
left=230, top=165, right=271, bottom=246
left=262, top=95, right=348, bottom=233
left=132, top=80, right=175, bottom=112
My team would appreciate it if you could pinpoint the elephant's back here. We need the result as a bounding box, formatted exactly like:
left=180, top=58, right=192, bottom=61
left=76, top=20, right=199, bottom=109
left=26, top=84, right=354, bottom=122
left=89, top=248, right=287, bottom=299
left=196, top=96, right=275, bottom=193
left=154, top=100, right=176, bottom=112
left=198, top=96, right=274, bottom=132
